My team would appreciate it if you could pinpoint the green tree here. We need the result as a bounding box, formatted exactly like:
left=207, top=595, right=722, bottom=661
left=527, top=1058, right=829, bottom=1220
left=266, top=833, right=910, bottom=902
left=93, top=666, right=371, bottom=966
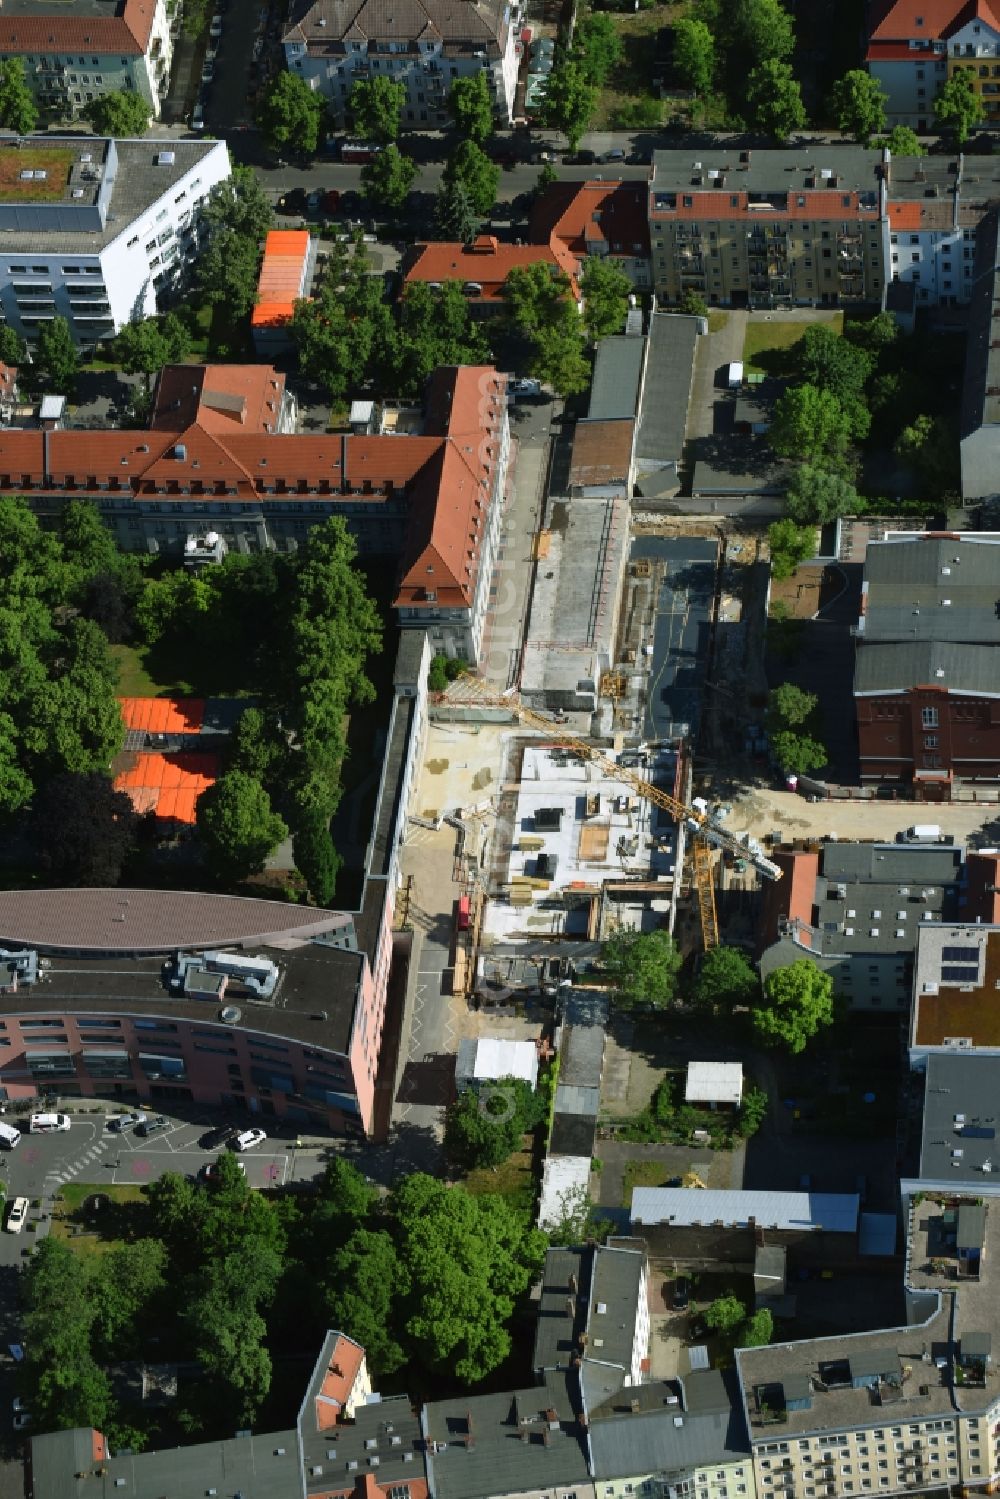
left=705, top=1294, right=745, bottom=1333
left=504, top=260, right=589, bottom=396
left=543, top=60, right=598, bottom=150
left=31, top=773, right=137, bottom=884
left=444, top=139, right=500, bottom=217
left=196, top=168, right=272, bottom=319
left=894, top=413, right=959, bottom=496
left=293, top=807, right=341, bottom=906
left=258, top=70, right=326, bottom=158
left=445, top=1078, right=543, bottom=1169
left=91, top=1240, right=167, bottom=1359
left=770, top=728, right=827, bottom=775
left=795, top=325, right=872, bottom=441
left=755, top=959, right=835, bottom=1053
left=766, top=684, right=827, bottom=775
left=196, top=770, right=288, bottom=883
left=573, top=11, right=625, bottom=87
left=933, top=68, right=983, bottom=144
left=435, top=179, right=481, bottom=243
left=35, top=316, right=79, bottom=397
left=678, top=289, right=709, bottom=317
left=602, top=928, right=683, bottom=1010
left=389, top=1174, right=547, bottom=1383
left=784, top=465, right=860, bottom=525
left=738, top=1085, right=769, bottom=1138
left=186, top=1265, right=272, bottom=1428
left=395, top=281, right=489, bottom=394
left=673, top=17, right=716, bottom=94
left=742, top=1307, right=774, bottom=1346
left=21, top=1238, right=111, bottom=1433
left=449, top=72, right=494, bottom=142
left=746, top=58, right=807, bottom=140
left=289, top=239, right=395, bottom=400
left=691, top=945, right=759, bottom=1012
left=0, top=713, right=32, bottom=814
left=880, top=124, right=924, bottom=156
left=768, top=681, right=818, bottom=729
left=768, top=519, right=815, bottom=581
left=350, top=76, right=406, bottom=142
left=0, top=58, right=38, bottom=134
left=230, top=706, right=286, bottom=786
left=322, top=1230, right=409, bottom=1376
left=770, top=384, right=852, bottom=464
left=536, top=160, right=558, bottom=195
left=844, top=309, right=899, bottom=355
left=581, top=256, right=631, bottom=342
left=0, top=325, right=26, bottom=366
left=695, top=0, right=793, bottom=64
left=361, top=143, right=417, bottom=209
left=83, top=89, right=151, bottom=136
left=203, top=166, right=275, bottom=243
left=830, top=69, right=887, bottom=143
left=113, top=315, right=190, bottom=388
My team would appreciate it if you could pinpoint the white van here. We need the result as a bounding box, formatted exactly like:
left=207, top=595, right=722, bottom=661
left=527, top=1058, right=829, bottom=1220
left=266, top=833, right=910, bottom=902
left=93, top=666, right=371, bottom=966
left=901, top=824, right=942, bottom=843
left=0, top=1122, right=20, bottom=1149
left=28, top=1112, right=70, bottom=1133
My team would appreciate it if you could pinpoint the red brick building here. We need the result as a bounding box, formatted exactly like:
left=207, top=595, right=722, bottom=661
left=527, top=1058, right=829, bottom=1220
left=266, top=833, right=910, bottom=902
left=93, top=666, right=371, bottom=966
left=854, top=534, right=1000, bottom=797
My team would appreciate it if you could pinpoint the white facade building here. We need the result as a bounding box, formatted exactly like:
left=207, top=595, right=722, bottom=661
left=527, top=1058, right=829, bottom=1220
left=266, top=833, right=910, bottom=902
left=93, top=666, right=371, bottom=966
left=0, top=0, right=175, bottom=118
left=282, top=0, right=519, bottom=127
left=0, top=136, right=230, bottom=345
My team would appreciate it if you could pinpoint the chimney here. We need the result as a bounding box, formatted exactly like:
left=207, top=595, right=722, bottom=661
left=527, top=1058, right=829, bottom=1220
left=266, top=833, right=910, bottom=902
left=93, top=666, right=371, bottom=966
left=565, top=1298, right=575, bottom=1318
left=568, top=1272, right=578, bottom=1294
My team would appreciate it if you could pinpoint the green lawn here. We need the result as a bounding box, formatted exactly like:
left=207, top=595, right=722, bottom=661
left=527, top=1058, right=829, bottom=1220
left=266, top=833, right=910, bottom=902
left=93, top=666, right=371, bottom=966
left=623, top=1157, right=677, bottom=1204
left=50, top=1183, right=147, bottom=1259
left=111, top=643, right=196, bottom=698
left=463, top=1147, right=536, bottom=1215
left=742, top=314, right=843, bottom=375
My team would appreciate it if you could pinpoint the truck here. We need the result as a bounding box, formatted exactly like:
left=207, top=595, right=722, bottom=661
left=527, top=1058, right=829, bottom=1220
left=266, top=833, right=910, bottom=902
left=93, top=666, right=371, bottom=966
left=899, top=824, right=942, bottom=843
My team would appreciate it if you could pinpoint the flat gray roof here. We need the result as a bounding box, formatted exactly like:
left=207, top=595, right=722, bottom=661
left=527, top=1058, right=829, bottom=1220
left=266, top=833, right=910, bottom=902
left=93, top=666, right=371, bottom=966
left=588, top=335, right=646, bottom=422
left=423, top=1375, right=590, bottom=1499
left=650, top=147, right=884, bottom=202
left=31, top=1428, right=303, bottom=1499
left=634, top=312, right=698, bottom=473
left=860, top=535, right=1000, bottom=646
left=919, top=1052, right=1000, bottom=1185
left=960, top=207, right=1000, bottom=497
left=589, top=1374, right=749, bottom=1480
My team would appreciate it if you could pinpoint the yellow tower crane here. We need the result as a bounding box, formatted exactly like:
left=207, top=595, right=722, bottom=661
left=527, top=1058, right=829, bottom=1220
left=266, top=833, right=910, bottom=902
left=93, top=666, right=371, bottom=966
left=450, top=683, right=783, bottom=950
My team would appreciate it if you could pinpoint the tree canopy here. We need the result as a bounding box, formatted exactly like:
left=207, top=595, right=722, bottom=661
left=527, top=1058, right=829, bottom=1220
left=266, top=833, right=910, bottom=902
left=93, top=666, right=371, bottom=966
left=784, top=465, right=861, bottom=526
left=766, top=682, right=828, bottom=776
left=581, top=256, right=632, bottom=342
left=35, top=316, right=79, bottom=397
left=361, top=144, right=417, bottom=209
left=601, top=928, right=683, bottom=1010
left=196, top=168, right=272, bottom=319
left=504, top=261, right=590, bottom=396
left=673, top=17, right=716, bottom=94
left=113, top=314, right=191, bottom=387
left=755, top=959, right=835, bottom=1053
left=350, top=76, right=405, bottom=141
left=449, top=72, right=494, bottom=142
left=880, top=124, right=924, bottom=156
left=770, top=384, right=853, bottom=465
left=745, top=59, right=807, bottom=140
left=435, top=179, right=481, bottom=244
left=32, top=773, right=138, bottom=885
left=691, top=945, right=759, bottom=1013
left=0, top=58, right=38, bottom=134
left=444, top=139, right=500, bottom=217
left=258, top=71, right=327, bottom=158
left=196, top=770, right=288, bottom=883
left=543, top=60, right=598, bottom=150
left=572, top=11, right=624, bottom=87
left=830, top=69, right=887, bottom=143
left=445, top=1078, right=544, bottom=1169
left=933, top=68, right=983, bottom=144
left=83, top=89, right=151, bottom=136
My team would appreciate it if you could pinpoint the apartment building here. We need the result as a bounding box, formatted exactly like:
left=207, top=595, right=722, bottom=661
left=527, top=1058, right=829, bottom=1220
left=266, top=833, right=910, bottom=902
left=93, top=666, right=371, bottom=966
left=758, top=840, right=967, bottom=1011
left=0, top=631, right=430, bottom=1136
left=736, top=1193, right=1000, bottom=1499
left=281, top=0, right=519, bottom=128
left=647, top=149, right=887, bottom=310
left=0, top=135, right=230, bottom=345
left=854, top=534, right=1000, bottom=794
left=961, top=206, right=1000, bottom=502
left=530, top=179, right=652, bottom=289
left=0, top=0, right=174, bottom=117
left=885, top=151, right=1000, bottom=307
left=908, top=906, right=1000, bottom=1062
left=6, top=360, right=510, bottom=664
left=866, top=0, right=1000, bottom=131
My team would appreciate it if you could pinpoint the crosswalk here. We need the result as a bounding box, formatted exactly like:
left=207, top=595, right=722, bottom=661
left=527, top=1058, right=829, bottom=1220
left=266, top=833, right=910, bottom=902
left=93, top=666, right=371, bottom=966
left=43, top=1137, right=115, bottom=1193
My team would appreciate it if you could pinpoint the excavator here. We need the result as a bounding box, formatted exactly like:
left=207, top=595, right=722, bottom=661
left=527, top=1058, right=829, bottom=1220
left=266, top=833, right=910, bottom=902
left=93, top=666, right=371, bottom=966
left=449, top=683, right=782, bottom=951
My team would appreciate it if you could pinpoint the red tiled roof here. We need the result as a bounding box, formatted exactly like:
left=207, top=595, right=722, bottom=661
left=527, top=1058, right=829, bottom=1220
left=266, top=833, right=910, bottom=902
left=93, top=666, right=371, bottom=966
left=888, top=201, right=924, bottom=228
left=0, top=0, right=159, bottom=54
left=314, top=1334, right=366, bottom=1431
left=530, top=179, right=650, bottom=260
left=152, top=364, right=289, bottom=433
left=404, top=232, right=581, bottom=300
left=944, top=0, right=1000, bottom=33
left=866, top=39, right=933, bottom=56
left=870, top=0, right=968, bottom=38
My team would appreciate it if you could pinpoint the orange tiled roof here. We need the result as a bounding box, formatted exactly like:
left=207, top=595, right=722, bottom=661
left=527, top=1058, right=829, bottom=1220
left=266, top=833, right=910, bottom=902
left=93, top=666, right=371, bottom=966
left=0, top=0, right=159, bottom=54
left=314, top=1334, right=366, bottom=1431
left=251, top=230, right=312, bottom=328
left=114, top=751, right=218, bottom=825
left=888, top=201, right=924, bottom=229
left=152, top=365, right=289, bottom=433
left=530, top=179, right=650, bottom=260
left=870, top=0, right=967, bottom=36
left=119, top=697, right=205, bottom=734
left=404, top=232, right=581, bottom=300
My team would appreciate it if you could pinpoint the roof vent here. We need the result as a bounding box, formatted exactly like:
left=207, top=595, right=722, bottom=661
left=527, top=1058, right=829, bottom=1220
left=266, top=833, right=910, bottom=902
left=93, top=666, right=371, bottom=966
left=220, top=1005, right=242, bottom=1024
left=941, top=598, right=951, bottom=606
left=156, top=150, right=176, bottom=165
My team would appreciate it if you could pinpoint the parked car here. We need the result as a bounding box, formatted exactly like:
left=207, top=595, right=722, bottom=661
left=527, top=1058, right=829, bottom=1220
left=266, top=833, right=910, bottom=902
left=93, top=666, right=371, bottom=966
left=571, top=148, right=596, bottom=165
left=12, top=1402, right=30, bottom=1432
left=278, top=187, right=308, bottom=216
left=209, top=12, right=223, bottom=34
left=199, top=1124, right=236, bottom=1150
left=29, top=1113, right=70, bottom=1133
left=108, top=1110, right=146, bottom=1133
left=673, top=1276, right=690, bottom=1310
left=135, top=1115, right=169, bottom=1137
left=509, top=377, right=542, bottom=399
left=306, top=189, right=322, bottom=211
left=8, top=1345, right=24, bottom=1364
left=5, top=1198, right=28, bottom=1234
left=322, top=188, right=341, bottom=214
left=232, top=1128, right=267, bottom=1151
left=191, top=103, right=205, bottom=129
left=603, top=146, right=626, bottom=164
left=201, top=60, right=215, bottom=82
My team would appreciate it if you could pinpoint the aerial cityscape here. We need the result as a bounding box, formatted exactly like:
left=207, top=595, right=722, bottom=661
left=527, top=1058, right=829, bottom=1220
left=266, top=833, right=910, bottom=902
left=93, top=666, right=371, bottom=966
left=0, top=0, right=997, bottom=1497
